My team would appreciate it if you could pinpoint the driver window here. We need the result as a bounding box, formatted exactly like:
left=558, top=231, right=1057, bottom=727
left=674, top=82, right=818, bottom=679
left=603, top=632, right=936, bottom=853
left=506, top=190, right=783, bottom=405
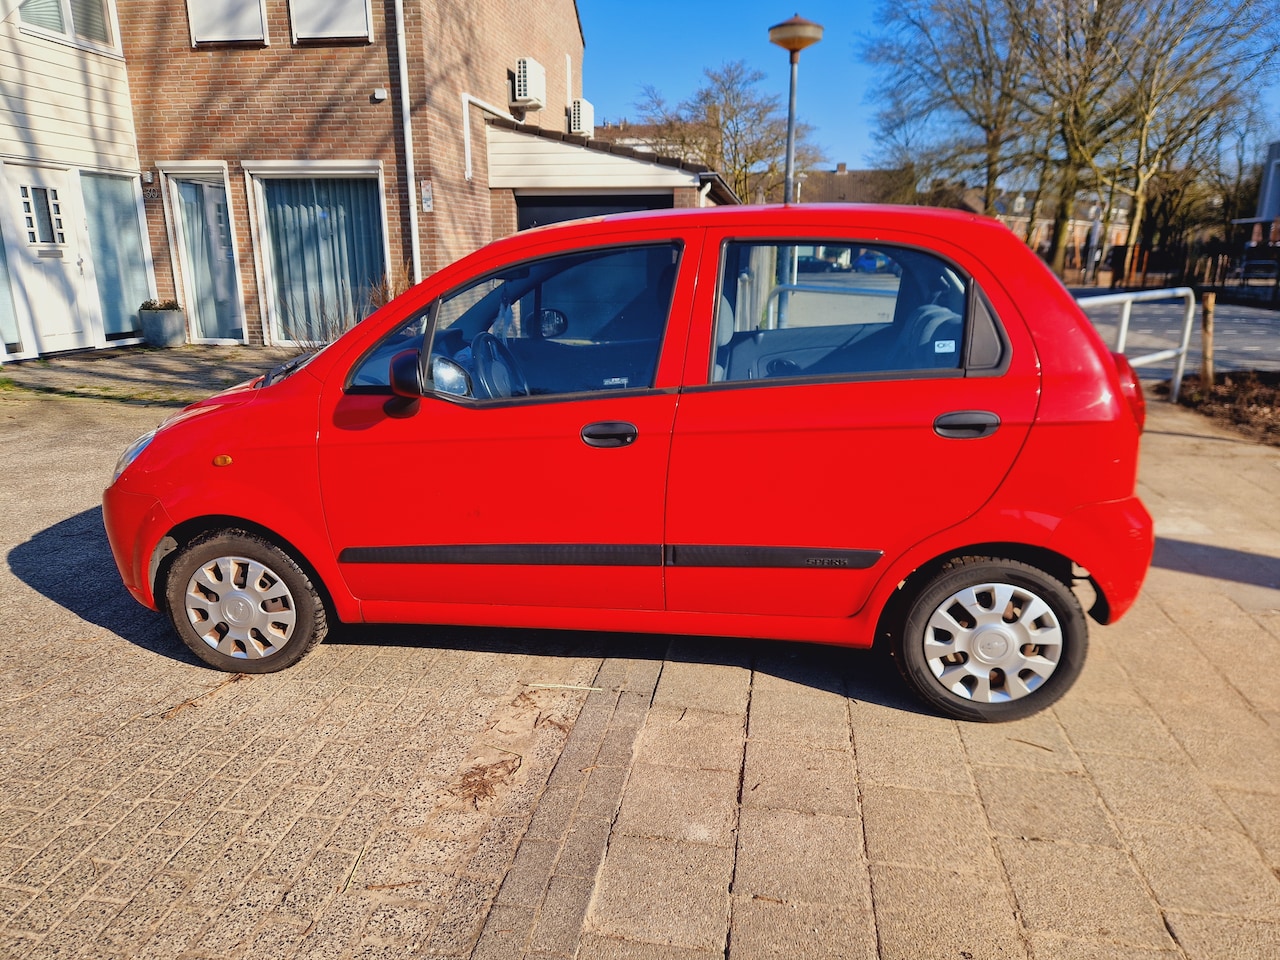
left=427, top=242, right=681, bottom=400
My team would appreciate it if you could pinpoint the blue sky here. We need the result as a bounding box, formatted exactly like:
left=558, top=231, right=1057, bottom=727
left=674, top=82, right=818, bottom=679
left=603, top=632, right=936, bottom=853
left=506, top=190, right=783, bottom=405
left=576, top=0, right=1280, bottom=173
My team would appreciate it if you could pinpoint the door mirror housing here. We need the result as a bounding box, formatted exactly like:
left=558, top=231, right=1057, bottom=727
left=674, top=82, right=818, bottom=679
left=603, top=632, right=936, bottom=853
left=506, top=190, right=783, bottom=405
left=389, top=348, right=425, bottom=398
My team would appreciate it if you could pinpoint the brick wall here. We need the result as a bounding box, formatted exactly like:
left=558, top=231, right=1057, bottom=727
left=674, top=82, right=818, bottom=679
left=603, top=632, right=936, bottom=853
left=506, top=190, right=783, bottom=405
left=118, top=0, right=584, bottom=344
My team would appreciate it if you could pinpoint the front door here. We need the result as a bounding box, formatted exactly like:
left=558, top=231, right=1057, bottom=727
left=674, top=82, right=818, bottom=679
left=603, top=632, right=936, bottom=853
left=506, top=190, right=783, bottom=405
left=172, top=176, right=245, bottom=341
left=10, top=168, right=94, bottom=353
left=318, top=237, right=692, bottom=615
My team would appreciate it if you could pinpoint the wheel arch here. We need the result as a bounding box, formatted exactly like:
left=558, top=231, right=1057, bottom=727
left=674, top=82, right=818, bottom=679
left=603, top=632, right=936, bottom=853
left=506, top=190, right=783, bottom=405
left=874, top=540, right=1087, bottom=650
left=150, top=515, right=349, bottom=623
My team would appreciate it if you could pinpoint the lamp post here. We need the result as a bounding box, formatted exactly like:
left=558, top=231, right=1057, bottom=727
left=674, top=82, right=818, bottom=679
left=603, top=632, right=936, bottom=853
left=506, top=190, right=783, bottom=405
left=769, top=14, right=823, bottom=204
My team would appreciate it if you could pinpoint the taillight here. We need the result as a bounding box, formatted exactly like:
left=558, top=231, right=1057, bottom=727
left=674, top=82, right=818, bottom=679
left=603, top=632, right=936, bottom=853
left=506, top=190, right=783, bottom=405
left=1111, top=352, right=1146, bottom=432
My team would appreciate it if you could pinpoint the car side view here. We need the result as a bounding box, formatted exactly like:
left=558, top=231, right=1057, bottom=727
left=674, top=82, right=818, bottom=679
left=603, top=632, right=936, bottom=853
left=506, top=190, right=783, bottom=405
left=104, top=205, right=1153, bottom=722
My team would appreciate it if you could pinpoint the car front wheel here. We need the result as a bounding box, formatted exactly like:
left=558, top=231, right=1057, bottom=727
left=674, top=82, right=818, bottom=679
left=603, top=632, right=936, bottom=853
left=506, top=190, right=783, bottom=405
left=164, top=531, right=327, bottom=673
left=894, top=557, right=1087, bottom=722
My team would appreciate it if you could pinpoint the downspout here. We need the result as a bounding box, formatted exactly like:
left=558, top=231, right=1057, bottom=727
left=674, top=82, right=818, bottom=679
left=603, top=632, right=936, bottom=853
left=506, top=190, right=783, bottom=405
left=393, top=0, right=422, bottom=283
left=461, top=94, right=516, bottom=182
left=698, top=181, right=713, bottom=207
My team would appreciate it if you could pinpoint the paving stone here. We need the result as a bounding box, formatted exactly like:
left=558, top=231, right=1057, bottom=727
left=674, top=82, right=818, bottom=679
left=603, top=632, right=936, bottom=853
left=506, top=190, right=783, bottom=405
left=576, top=933, right=723, bottom=959
left=733, top=806, right=869, bottom=905
left=1082, top=751, right=1233, bottom=825
left=526, top=874, right=593, bottom=956
left=651, top=659, right=751, bottom=715
left=613, top=763, right=739, bottom=846
left=1119, top=820, right=1280, bottom=919
left=861, top=784, right=1001, bottom=876
left=870, top=864, right=1027, bottom=960
left=1162, top=912, right=1280, bottom=960
left=553, top=815, right=613, bottom=880
left=493, top=838, right=558, bottom=908
left=1219, top=788, right=1280, bottom=868
left=740, top=740, right=858, bottom=817
left=728, top=895, right=876, bottom=960
left=632, top=706, right=745, bottom=772
left=1168, top=726, right=1280, bottom=792
left=974, top=766, right=1119, bottom=846
left=588, top=836, right=732, bottom=951
left=995, top=837, right=1172, bottom=949
left=854, top=719, right=974, bottom=794
left=471, top=903, right=534, bottom=960
left=746, top=677, right=851, bottom=748
left=957, top=710, right=1083, bottom=772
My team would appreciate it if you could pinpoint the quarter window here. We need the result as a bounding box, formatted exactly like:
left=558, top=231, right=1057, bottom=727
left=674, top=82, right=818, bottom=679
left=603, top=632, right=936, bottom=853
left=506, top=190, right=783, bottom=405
left=712, top=241, right=973, bottom=382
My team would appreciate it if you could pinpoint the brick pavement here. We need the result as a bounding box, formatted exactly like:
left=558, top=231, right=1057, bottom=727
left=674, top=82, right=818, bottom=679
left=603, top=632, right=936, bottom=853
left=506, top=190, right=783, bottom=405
left=1, top=346, right=1278, bottom=959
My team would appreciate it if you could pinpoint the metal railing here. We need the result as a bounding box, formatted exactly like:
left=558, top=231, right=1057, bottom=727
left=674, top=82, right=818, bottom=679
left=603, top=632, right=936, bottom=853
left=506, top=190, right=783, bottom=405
left=1075, top=287, right=1196, bottom=402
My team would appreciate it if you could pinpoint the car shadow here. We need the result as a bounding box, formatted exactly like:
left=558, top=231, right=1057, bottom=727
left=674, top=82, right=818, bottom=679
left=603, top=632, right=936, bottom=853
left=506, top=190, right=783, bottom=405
left=9, top=508, right=927, bottom=715
left=7, top=507, right=197, bottom=665
left=1152, top=536, right=1280, bottom=591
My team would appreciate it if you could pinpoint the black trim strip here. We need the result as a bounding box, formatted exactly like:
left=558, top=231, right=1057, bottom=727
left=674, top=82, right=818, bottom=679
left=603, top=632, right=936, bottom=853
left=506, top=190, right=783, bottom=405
left=666, top=545, right=883, bottom=569
left=340, top=543, right=883, bottom=570
left=340, top=544, right=663, bottom=566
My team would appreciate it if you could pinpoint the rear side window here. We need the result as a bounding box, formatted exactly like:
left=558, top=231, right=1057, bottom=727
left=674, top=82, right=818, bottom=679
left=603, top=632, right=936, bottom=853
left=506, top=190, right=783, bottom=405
left=712, top=241, right=997, bottom=383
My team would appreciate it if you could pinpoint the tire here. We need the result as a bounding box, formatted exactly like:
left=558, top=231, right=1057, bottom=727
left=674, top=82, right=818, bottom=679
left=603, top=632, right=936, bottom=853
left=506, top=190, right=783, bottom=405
left=164, top=530, right=327, bottom=673
left=893, top=557, right=1087, bottom=722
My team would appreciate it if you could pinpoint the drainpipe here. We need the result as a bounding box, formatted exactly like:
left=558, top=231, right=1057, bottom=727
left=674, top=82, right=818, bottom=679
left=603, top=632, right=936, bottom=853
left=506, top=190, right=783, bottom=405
left=461, top=93, right=516, bottom=182
left=393, top=0, right=422, bottom=283
left=698, top=181, right=713, bottom=207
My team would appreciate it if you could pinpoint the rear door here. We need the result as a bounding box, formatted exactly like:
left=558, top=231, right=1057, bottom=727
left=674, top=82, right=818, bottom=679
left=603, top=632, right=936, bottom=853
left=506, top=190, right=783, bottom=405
left=664, top=226, right=1039, bottom=619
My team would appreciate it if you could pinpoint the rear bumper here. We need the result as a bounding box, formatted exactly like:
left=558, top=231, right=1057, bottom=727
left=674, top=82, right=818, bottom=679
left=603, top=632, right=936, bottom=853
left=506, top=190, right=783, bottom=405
left=1048, top=496, right=1153, bottom=623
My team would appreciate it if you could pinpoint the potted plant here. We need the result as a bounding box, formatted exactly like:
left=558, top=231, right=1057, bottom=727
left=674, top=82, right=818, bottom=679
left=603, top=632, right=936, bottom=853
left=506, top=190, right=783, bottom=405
left=138, top=299, right=187, bottom=348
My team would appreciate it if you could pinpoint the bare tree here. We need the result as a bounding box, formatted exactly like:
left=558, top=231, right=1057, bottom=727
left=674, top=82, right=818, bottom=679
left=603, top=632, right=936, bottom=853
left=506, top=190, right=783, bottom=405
left=637, top=60, right=825, bottom=202
left=865, top=0, right=1031, bottom=215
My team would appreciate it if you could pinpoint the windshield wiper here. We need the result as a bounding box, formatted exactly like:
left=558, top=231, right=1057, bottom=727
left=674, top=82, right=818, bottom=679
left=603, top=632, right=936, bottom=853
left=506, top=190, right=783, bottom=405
left=261, top=352, right=313, bottom=387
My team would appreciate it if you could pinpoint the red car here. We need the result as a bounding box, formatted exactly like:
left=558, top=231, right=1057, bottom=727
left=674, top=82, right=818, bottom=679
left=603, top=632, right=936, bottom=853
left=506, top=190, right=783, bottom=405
left=104, top=205, right=1152, bottom=721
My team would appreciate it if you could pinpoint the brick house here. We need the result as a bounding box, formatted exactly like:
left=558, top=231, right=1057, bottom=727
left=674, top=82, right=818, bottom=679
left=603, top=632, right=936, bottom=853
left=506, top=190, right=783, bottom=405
left=0, top=0, right=735, bottom=358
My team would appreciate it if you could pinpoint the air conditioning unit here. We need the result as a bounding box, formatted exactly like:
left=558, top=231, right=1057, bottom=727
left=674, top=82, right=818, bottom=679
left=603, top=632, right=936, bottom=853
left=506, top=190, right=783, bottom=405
left=512, top=57, right=546, bottom=110
left=570, top=98, right=594, bottom=136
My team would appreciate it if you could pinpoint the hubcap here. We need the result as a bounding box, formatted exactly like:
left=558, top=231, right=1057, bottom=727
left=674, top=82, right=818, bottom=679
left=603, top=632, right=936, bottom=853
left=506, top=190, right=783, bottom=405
left=922, top=581, right=1063, bottom=703
left=184, top=555, right=297, bottom=659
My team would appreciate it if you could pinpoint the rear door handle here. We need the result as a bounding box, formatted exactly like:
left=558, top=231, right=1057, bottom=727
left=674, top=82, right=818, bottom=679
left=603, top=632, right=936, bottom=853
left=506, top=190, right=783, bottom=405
left=581, top=421, right=638, bottom=448
left=934, top=410, right=1001, bottom=439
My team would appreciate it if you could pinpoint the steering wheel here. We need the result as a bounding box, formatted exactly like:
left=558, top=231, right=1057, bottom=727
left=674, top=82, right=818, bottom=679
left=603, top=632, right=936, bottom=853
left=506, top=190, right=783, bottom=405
left=471, top=332, right=529, bottom=398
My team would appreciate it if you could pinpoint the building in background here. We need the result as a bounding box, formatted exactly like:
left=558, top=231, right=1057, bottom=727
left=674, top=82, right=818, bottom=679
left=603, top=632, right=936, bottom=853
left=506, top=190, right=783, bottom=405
left=2, top=0, right=732, bottom=359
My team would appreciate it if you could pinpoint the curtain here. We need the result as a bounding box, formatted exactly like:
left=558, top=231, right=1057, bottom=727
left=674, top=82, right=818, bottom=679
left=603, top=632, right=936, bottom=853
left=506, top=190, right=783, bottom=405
left=18, top=0, right=64, bottom=33
left=262, top=177, right=384, bottom=343
left=81, top=173, right=149, bottom=338
left=176, top=179, right=243, bottom=340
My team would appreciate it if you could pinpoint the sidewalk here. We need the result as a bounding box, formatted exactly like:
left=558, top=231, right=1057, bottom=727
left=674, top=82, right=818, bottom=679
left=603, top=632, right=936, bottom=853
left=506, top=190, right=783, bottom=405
left=0, top=347, right=1277, bottom=959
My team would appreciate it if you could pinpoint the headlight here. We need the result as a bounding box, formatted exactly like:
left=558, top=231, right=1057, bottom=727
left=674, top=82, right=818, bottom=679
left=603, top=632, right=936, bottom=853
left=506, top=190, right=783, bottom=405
left=111, top=431, right=156, bottom=483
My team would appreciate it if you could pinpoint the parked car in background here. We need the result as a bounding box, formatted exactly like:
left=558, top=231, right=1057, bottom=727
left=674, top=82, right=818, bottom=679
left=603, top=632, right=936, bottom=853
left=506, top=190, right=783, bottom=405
left=104, top=205, right=1152, bottom=722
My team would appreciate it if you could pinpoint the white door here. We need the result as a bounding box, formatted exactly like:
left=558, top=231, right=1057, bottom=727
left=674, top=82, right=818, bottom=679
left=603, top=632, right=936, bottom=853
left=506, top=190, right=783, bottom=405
left=11, top=168, right=94, bottom=353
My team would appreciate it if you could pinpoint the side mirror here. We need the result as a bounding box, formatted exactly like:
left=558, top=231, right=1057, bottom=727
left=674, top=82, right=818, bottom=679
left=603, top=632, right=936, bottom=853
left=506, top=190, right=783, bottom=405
left=539, top=308, right=568, bottom=338
left=389, top=348, right=424, bottom=398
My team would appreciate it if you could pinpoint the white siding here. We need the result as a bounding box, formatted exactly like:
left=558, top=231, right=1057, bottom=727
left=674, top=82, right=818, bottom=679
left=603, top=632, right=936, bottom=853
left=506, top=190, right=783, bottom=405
left=0, top=19, right=138, bottom=171
left=487, top=127, right=698, bottom=190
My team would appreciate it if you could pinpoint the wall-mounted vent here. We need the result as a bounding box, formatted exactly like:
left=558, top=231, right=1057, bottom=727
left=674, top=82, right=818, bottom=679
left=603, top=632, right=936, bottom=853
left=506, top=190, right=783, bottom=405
left=570, top=99, right=595, bottom=136
left=512, top=58, right=546, bottom=110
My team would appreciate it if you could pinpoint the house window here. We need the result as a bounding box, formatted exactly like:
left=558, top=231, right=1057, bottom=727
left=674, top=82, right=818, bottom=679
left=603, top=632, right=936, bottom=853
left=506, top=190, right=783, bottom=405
left=20, top=186, right=66, bottom=245
left=81, top=173, right=151, bottom=339
left=259, top=177, right=385, bottom=343
left=18, top=0, right=113, bottom=46
left=186, top=0, right=268, bottom=44
left=289, top=0, right=373, bottom=42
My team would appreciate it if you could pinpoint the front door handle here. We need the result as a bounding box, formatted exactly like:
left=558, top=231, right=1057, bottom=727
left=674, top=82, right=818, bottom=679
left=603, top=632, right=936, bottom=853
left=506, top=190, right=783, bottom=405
left=934, top=410, right=1001, bottom=439
left=581, top=421, right=638, bottom=448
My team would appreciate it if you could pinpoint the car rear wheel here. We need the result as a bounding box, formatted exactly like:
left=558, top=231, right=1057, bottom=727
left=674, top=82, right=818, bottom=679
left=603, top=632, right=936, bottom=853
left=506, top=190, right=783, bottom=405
left=894, top=557, right=1087, bottom=722
left=165, top=531, right=327, bottom=673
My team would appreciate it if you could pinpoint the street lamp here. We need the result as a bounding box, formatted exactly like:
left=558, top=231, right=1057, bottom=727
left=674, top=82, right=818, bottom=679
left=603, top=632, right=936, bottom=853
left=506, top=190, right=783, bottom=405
left=769, top=14, right=823, bottom=204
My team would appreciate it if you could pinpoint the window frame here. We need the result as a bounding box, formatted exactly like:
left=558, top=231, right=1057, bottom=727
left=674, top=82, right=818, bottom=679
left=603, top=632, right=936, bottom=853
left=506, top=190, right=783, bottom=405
left=288, top=0, right=374, bottom=43
left=185, top=0, right=270, bottom=46
left=242, top=159, right=390, bottom=346
left=706, top=237, right=1009, bottom=388
left=16, top=0, right=121, bottom=55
